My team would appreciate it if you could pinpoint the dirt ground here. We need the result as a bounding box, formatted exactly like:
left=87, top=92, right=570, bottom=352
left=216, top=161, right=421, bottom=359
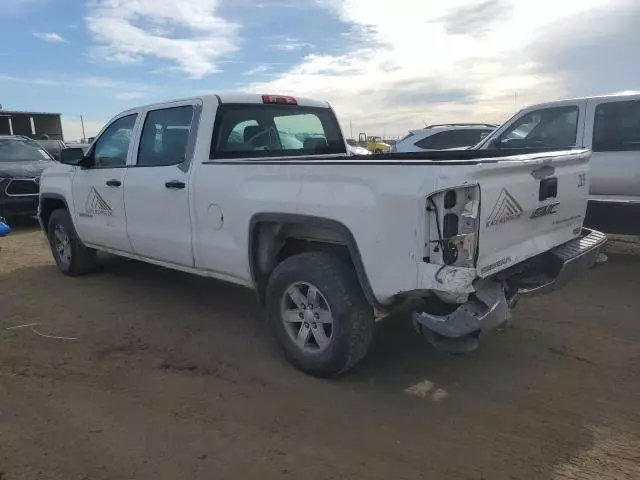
left=1, top=220, right=639, bottom=480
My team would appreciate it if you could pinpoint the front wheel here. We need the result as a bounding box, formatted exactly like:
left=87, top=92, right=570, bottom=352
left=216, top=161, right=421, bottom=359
left=47, top=209, right=97, bottom=276
left=266, top=252, right=374, bottom=377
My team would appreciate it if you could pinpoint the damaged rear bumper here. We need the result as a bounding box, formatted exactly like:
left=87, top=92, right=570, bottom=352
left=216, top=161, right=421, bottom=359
left=412, top=228, right=607, bottom=353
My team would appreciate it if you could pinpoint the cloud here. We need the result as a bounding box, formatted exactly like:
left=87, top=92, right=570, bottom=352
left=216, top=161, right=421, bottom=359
left=248, top=0, right=628, bottom=136
left=243, top=65, right=271, bottom=76
left=85, top=0, right=240, bottom=79
left=0, top=73, right=155, bottom=92
left=255, top=1, right=306, bottom=8
left=33, top=32, right=68, bottom=43
left=0, top=74, right=59, bottom=86
left=534, top=1, right=640, bottom=98
left=268, top=35, right=315, bottom=52
left=442, top=0, right=513, bottom=37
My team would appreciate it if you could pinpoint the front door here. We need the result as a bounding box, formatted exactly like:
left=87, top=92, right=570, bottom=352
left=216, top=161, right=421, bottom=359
left=123, top=103, right=197, bottom=267
left=72, top=113, right=138, bottom=252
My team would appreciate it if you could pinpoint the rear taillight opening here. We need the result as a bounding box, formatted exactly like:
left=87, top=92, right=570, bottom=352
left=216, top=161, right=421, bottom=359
left=426, top=185, right=480, bottom=268
left=262, top=95, right=298, bottom=105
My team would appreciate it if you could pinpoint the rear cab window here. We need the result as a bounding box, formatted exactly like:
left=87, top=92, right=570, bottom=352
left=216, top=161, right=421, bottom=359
left=211, top=103, right=346, bottom=159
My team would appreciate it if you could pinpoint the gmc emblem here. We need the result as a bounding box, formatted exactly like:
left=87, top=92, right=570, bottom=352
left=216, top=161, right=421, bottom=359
left=531, top=202, right=560, bottom=219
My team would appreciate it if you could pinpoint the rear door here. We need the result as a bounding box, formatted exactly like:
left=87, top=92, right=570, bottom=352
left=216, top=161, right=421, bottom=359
left=585, top=97, right=640, bottom=200
left=473, top=150, right=591, bottom=277
left=123, top=101, right=200, bottom=267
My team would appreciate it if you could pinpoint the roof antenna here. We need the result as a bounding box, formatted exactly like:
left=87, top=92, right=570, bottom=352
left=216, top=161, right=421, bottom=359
left=422, top=119, right=428, bottom=128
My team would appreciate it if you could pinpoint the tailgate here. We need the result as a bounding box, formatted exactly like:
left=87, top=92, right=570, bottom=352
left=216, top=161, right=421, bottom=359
left=474, top=150, right=591, bottom=277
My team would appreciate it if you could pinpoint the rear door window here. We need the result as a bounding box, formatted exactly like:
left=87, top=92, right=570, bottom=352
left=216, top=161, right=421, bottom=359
left=593, top=100, right=640, bottom=152
left=211, top=104, right=345, bottom=159
left=137, top=105, right=194, bottom=166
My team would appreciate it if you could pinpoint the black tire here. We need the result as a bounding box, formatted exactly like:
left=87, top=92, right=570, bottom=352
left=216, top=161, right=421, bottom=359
left=266, top=252, right=374, bottom=377
left=47, top=209, right=97, bottom=276
left=374, top=149, right=383, bottom=154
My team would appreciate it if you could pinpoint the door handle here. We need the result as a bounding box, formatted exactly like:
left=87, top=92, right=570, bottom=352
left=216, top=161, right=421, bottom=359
left=105, top=179, right=121, bottom=187
left=165, top=180, right=186, bottom=189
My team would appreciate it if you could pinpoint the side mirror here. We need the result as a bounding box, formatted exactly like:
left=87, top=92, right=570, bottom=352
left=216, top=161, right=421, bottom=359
left=60, top=147, right=87, bottom=166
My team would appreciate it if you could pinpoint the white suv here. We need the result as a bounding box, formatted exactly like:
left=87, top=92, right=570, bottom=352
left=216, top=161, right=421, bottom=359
left=392, top=124, right=497, bottom=153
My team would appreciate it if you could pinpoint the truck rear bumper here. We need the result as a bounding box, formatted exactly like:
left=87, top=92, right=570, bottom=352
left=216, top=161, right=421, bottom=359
left=412, top=228, right=607, bottom=353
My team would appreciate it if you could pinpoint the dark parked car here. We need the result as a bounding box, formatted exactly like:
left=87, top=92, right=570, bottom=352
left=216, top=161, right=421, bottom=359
left=0, top=135, right=56, bottom=218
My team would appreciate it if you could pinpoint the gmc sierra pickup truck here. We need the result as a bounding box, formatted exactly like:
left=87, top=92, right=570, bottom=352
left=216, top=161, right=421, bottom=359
left=39, top=94, right=606, bottom=377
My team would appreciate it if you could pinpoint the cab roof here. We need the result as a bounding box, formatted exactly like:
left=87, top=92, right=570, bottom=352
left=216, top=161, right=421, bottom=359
left=520, top=91, right=640, bottom=111
left=124, top=93, right=331, bottom=114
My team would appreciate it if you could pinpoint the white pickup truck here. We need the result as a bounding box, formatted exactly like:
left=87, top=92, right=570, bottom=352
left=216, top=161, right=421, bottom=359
left=38, top=94, right=606, bottom=376
left=475, top=92, right=640, bottom=234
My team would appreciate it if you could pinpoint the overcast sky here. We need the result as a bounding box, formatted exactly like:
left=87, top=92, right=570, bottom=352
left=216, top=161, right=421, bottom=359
left=0, top=0, right=637, bottom=140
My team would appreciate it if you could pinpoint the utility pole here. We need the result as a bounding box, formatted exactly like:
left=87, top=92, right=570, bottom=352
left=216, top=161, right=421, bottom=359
left=349, top=120, right=353, bottom=139
left=80, top=115, right=86, bottom=142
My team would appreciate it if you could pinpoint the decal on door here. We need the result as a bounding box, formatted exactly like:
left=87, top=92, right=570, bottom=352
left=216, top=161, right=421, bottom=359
left=485, top=189, right=523, bottom=228
left=85, top=187, right=112, bottom=216
left=531, top=202, right=560, bottom=219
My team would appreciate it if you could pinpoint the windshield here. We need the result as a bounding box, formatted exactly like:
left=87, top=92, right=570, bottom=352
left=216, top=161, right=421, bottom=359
left=0, top=137, right=53, bottom=162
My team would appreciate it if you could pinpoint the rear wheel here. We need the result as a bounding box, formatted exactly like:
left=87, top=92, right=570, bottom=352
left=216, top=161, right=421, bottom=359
left=374, top=149, right=383, bottom=154
left=266, top=252, right=374, bottom=377
left=47, top=209, right=96, bottom=276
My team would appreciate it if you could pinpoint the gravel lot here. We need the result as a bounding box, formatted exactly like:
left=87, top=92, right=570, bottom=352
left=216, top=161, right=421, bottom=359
left=1, top=220, right=639, bottom=479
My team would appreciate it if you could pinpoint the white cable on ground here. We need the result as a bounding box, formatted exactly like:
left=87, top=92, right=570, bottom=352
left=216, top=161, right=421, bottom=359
left=5, top=322, right=78, bottom=340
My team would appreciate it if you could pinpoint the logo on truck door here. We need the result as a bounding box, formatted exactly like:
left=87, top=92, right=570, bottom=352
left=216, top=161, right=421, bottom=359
left=485, top=189, right=524, bottom=228
left=85, top=188, right=112, bottom=216
left=531, top=202, right=560, bottom=219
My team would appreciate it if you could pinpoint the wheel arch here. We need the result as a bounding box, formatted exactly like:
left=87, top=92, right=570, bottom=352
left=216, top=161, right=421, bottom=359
left=39, top=193, right=70, bottom=233
left=248, top=213, right=380, bottom=309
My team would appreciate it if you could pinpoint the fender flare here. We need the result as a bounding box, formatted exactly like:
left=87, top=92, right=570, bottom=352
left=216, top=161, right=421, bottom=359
left=39, top=193, right=71, bottom=230
left=248, top=213, right=382, bottom=309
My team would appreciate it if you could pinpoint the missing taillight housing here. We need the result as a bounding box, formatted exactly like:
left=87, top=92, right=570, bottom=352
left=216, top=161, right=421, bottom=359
left=426, top=185, right=480, bottom=268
